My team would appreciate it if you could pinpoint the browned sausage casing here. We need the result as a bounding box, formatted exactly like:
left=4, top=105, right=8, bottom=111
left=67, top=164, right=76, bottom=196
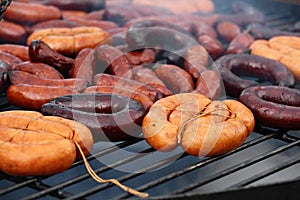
left=216, top=21, right=241, bottom=43
left=0, top=20, right=27, bottom=44
left=198, top=35, right=224, bottom=60
left=93, top=73, right=163, bottom=101
left=0, top=44, right=29, bottom=61
left=4, top=1, right=62, bottom=26
left=239, top=86, right=300, bottom=130
left=154, top=64, right=194, bottom=94
left=6, top=84, right=79, bottom=110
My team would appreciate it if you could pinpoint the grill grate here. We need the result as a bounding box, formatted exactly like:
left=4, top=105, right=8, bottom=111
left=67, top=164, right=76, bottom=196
left=0, top=0, right=300, bottom=199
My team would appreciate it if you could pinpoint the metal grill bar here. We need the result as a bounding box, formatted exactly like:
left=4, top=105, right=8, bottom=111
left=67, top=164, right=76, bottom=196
left=171, top=140, right=300, bottom=195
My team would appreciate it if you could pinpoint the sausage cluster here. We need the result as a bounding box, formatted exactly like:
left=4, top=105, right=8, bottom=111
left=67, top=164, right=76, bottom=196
left=0, top=0, right=299, bottom=169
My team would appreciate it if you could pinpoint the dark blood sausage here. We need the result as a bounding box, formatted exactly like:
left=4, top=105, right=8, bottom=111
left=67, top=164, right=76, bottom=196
left=239, top=86, right=300, bottom=130
left=41, top=93, right=147, bottom=141
left=28, top=40, right=74, bottom=77
left=215, top=54, right=295, bottom=97
left=95, top=44, right=133, bottom=79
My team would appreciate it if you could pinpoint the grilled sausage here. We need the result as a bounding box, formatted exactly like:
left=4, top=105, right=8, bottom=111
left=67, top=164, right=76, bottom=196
left=125, top=49, right=156, bottom=66
left=215, top=54, right=295, bottom=97
left=28, top=40, right=75, bottom=77
left=6, top=84, right=79, bottom=110
left=197, top=35, right=224, bottom=60
left=0, top=44, right=29, bottom=61
left=183, top=45, right=210, bottom=79
left=0, top=20, right=27, bottom=44
left=154, top=64, right=194, bottom=94
left=93, top=73, right=163, bottom=101
left=7, top=71, right=87, bottom=91
left=14, top=61, right=64, bottom=79
left=133, top=67, right=173, bottom=97
left=28, top=19, right=79, bottom=34
left=225, top=31, right=254, bottom=55
left=192, top=70, right=222, bottom=100
left=0, top=110, right=93, bottom=176
left=69, top=48, right=96, bottom=85
left=0, top=51, right=23, bottom=68
left=43, top=0, right=105, bottom=12
left=239, top=86, right=300, bottom=130
left=216, top=21, right=241, bottom=43
left=95, top=44, right=133, bottom=79
left=0, top=61, right=11, bottom=91
left=3, top=1, right=62, bottom=26
left=41, top=93, right=146, bottom=141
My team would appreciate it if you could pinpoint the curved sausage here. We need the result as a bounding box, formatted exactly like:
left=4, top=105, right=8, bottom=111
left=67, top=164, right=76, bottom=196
left=41, top=93, right=146, bottom=141
left=0, top=20, right=27, bottom=44
left=0, top=44, right=29, bottom=61
left=215, top=54, right=295, bottom=97
left=154, top=64, right=194, bottom=94
left=239, top=86, right=300, bottom=130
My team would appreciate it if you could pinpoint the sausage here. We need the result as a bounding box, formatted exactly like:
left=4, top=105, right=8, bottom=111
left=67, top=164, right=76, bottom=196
left=215, top=54, right=295, bottom=97
left=83, top=85, right=154, bottom=110
left=0, top=44, right=29, bottom=61
left=28, top=40, right=75, bottom=77
left=7, top=71, right=87, bottom=91
left=197, top=35, right=224, bottom=60
left=43, top=0, right=105, bottom=12
left=66, top=17, right=120, bottom=31
left=183, top=45, right=210, bottom=79
left=28, top=19, right=80, bottom=34
left=6, top=84, right=79, bottom=110
left=125, top=49, right=156, bottom=66
left=0, top=51, right=23, bottom=68
left=192, top=21, right=218, bottom=39
left=0, top=110, right=93, bottom=176
left=3, top=1, right=62, bottom=26
left=93, top=73, right=163, bottom=101
left=95, top=44, right=133, bottom=79
left=239, top=86, right=300, bottom=130
left=69, top=48, right=96, bottom=85
left=192, top=70, right=222, bottom=100
left=0, top=20, right=27, bottom=44
left=41, top=93, right=146, bottom=141
left=133, top=67, right=173, bottom=97
left=154, top=64, right=194, bottom=94
left=27, top=27, right=111, bottom=57
left=225, top=31, right=254, bottom=55
left=14, top=61, right=64, bottom=79
left=216, top=21, right=241, bottom=43
left=142, top=93, right=254, bottom=156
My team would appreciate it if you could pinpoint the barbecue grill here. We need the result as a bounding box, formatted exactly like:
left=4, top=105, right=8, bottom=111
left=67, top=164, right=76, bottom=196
left=0, top=0, right=299, bottom=199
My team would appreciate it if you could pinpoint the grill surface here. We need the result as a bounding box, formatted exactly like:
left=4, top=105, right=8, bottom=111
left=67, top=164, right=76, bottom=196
left=0, top=0, right=300, bottom=199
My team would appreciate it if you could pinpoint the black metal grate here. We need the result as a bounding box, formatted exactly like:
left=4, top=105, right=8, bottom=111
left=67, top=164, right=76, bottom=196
left=0, top=0, right=300, bottom=199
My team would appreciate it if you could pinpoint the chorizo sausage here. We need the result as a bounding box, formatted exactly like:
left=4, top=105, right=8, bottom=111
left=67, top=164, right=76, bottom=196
left=95, top=44, right=133, bottom=79
left=154, top=64, right=194, bottom=94
left=192, top=70, right=222, bottom=100
left=197, top=35, right=224, bottom=60
left=183, top=45, right=210, bottom=79
left=0, top=110, right=93, bottom=176
left=43, top=0, right=105, bottom=12
left=3, top=1, right=62, bottom=26
left=0, top=20, right=27, bottom=44
left=28, top=40, right=74, bottom=77
left=239, top=86, right=300, bottom=130
left=225, top=31, right=254, bottom=55
left=7, top=71, right=87, bottom=91
left=216, top=21, right=241, bottom=43
left=6, top=84, right=79, bottom=110
left=0, top=44, right=29, bottom=61
left=142, top=93, right=254, bottom=156
left=41, top=93, right=146, bottom=141
left=133, top=67, right=173, bottom=97
left=93, top=73, right=163, bottom=101
left=215, top=54, right=295, bottom=97
left=14, top=61, right=64, bottom=79
left=0, top=51, right=23, bottom=68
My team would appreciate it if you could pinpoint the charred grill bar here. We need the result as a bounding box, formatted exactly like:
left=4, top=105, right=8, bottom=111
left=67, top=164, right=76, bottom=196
left=0, top=0, right=300, bottom=199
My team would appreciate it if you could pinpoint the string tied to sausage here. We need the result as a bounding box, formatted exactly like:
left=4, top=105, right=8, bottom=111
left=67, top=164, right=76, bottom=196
left=74, top=142, right=149, bottom=198
left=177, top=107, right=237, bottom=144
